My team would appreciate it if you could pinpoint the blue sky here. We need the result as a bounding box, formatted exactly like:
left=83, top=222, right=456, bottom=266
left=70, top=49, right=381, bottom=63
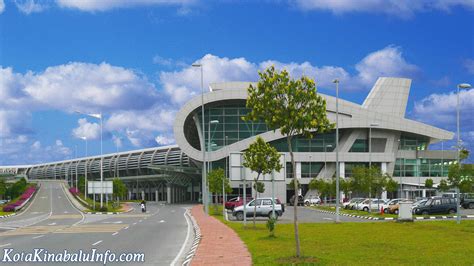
left=0, top=0, right=473, bottom=165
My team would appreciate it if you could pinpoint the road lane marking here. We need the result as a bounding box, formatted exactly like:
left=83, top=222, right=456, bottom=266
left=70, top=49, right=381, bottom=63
left=139, top=220, right=142, bottom=223
left=0, top=243, right=11, bottom=248
left=64, top=211, right=69, bottom=214
left=323, top=218, right=333, bottom=220
left=171, top=208, right=192, bottom=266
left=159, top=220, right=165, bottom=223
left=112, top=232, right=118, bottom=236
left=48, top=222, right=57, bottom=226
left=124, top=226, right=129, bottom=230
left=92, top=240, right=102, bottom=246
left=133, top=222, right=137, bottom=225
left=32, top=235, right=45, bottom=239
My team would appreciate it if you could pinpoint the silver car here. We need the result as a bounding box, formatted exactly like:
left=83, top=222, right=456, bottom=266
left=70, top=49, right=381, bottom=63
left=233, top=198, right=284, bottom=221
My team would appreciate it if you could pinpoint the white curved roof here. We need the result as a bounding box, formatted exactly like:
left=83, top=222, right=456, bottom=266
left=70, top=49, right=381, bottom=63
left=174, top=77, right=453, bottom=162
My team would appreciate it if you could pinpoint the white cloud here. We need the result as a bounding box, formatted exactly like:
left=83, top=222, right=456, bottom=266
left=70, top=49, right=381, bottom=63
left=292, top=0, right=474, bottom=18
left=354, top=46, right=420, bottom=86
left=160, top=46, right=419, bottom=104
left=464, top=59, right=474, bottom=74
left=0, top=0, right=5, bottom=14
left=14, top=0, right=46, bottom=14
left=72, top=118, right=101, bottom=140
left=155, top=135, right=175, bottom=145
left=413, top=88, right=474, bottom=127
left=31, top=141, right=41, bottom=150
left=56, top=0, right=195, bottom=12
left=153, top=55, right=186, bottom=68
left=112, top=135, right=123, bottom=149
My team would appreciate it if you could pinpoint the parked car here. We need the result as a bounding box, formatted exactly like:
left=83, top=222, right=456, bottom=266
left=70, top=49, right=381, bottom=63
left=343, top=198, right=364, bottom=209
left=232, top=198, right=284, bottom=221
left=347, top=198, right=366, bottom=210
left=0, top=200, right=8, bottom=205
left=413, top=197, right=457, bottom=215
left=289, top=195, right=304, bottom=206
left=461, top=193, right=474, bottom=209
left=412, top=199, right=428, bottom=210
left=388, top=199, right=414, bottom=214
left=224, top=197, right=253, bottom=210
left=382, top=198, right=404, bottom=213
left=357, top=199, right=387, bottom=212
left=304, top=195, right=321, bottom=206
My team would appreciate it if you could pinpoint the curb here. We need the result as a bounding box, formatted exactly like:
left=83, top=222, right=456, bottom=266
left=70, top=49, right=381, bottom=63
left=182, top=209, right=201, bottom=266
left=0, top=213, right=17, bottom=219
left=84, top=212, right=120, bottom=215
left=312, top=208, right=474, bottom=221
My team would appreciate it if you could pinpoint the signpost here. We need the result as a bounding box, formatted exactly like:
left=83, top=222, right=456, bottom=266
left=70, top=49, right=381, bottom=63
left=88, top=181, right=113, bottom=210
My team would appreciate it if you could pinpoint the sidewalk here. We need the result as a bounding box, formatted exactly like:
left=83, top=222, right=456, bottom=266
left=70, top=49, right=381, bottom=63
left=190, top=205, right=252, bottom=266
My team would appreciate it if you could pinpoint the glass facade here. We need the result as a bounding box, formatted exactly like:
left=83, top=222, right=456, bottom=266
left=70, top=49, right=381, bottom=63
left=349, top=139, right=368, bottom=152
left=198, top=102, right=268, bottom=151
left=197, top=101, right=336, bottom=153
left=399, top=134, right=429, bottom=151
left=394, top=158, right=455, bottom=177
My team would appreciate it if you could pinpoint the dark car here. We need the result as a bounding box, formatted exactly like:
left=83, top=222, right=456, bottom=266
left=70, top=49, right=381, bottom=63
left=461, top=193, right=474, bottom=209
left=413, top=197, right=457, bottom=215
left=289, top=195, right=304, bottom=206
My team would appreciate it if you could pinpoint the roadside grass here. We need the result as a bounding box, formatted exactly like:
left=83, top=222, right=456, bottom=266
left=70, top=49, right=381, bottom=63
left=312, top=205, right=398, bottom=218
left=0, top=211, right=13, bottom=216
left=213, top=214, right=474, bottom=265
left=75, top=193, right=123, bottom=212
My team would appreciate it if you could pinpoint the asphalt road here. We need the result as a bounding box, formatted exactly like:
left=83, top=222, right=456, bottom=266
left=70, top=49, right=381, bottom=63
left=0, top=181, right=192, bottom=266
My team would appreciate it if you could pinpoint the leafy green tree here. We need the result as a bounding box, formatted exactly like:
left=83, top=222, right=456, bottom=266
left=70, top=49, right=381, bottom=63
left=439, top=179, right=449, bottom=192
left=425, top=178, right=434, bottom=197
left=448, top=149, right=471, bottom=194
left=112, top=177, right=127, bottom=203
left=309, top=178, right=331, bottom=203
left=243, top=136, right=282, bottom=227
left=245, top=66, right=333, bottom=257
left=340, top=178, right=352, bottom=200
left=208, top=168, right=232, bottom=212
left=385, top=177, right=398, bottom=199
left=78, top=176, right=86, bottom=194
left=0, top=178, right=6, bottom=200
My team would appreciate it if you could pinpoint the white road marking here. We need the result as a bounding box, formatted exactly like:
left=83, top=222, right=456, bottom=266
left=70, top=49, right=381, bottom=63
left=323, top=218, right=333, bottom=220
left=112, top=232, right=118, bottom=236
left=159, top=220, right=165, bottom=223
left=139, top=220, right=142, bottom=223
left=0, top=243, right=11, bottom=248
left=92, top=240, right=102, bottom=246
left=48, top=222, right=57, bottom=226
left=64, top=211, right=69, bottom=214
left=40, top=197, right=47, bottom=199
left=124, top=226, right=129, bottom=230
left=171, top=209, right=192, bottom=266
left=32, top=235, right=45, bottom=239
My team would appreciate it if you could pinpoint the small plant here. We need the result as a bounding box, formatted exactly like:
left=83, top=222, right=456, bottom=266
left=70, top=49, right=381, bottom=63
left=266, top=216, right=277, bottom=237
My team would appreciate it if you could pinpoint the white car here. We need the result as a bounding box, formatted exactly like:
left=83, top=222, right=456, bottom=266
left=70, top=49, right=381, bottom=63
left=357, top=198, right=387, bottom=212
left=304, top=195, right=321, bottom=206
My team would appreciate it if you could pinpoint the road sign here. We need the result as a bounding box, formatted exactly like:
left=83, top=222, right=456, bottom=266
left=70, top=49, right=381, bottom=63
left=88, top=181, right=113, bottom=194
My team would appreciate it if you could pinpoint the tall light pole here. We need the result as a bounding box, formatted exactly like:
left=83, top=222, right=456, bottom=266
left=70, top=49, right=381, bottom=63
left=368, top=123, right=379, bottom=213
left=76, top=111, right=103, bottom=209
left=81, top=136, right=88, bottom=199
left=224, top=135, right=228, bottom=218
left=455, top=83, right=471, bottom=224
left=192, top=63, right=208, bottom=214
left=332, top=79, right=340, bottom=223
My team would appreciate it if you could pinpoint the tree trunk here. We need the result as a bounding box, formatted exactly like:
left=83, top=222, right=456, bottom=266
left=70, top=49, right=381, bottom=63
left=253, top=175, right=259, bottom=228
left=288, top=136, right=301, bottom=257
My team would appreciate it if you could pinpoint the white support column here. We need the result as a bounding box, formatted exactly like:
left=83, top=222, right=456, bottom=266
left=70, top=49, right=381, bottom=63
left=155, top=190, right=158, bottom=202
left=422, top=189, right=426, bottom=198
left=339, top=162, right=345, bottom=179
left=381, top=162, right=388, bottom=199
left=167, top=186, right=172, bottom=204
left=141, top=191, right=145, bottom=201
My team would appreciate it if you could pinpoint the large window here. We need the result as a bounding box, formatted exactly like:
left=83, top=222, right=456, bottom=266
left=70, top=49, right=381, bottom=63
left=394, top=158, right=455, bottom=177
left=269, top=133, right=336, bottom=153
left=399, top=134, right=429, bottom=151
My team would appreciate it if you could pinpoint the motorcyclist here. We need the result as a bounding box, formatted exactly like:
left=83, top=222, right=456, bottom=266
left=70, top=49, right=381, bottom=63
left=140, top=200, right=146, bottom=213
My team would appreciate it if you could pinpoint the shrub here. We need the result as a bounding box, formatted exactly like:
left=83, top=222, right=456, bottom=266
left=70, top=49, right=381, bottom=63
left=266, top=216, right=277, bottom=237
left=99, top=206, right=108, bottom=212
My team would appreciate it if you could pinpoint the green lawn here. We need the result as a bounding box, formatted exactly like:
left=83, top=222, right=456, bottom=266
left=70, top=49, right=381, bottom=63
left=313, top=205, right=398, bottom=219
left=217, top=216, right=474, bottom=265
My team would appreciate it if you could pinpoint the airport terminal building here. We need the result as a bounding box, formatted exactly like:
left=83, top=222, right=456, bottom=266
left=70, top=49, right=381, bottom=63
left=0, top=77, right=457, bottom=203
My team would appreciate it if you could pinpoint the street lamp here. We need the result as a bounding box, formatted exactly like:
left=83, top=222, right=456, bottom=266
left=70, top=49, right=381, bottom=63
left=80, top=136, right=88, bottom=199
left=332, top=79, right=340, bottom=223
left=192, top=63, right=209, bottom=214
left=76, top=111, right=103, bottom=209
left=455, top=83, right=471, bottom=224
left=368, top=123, right=379, bottom=213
